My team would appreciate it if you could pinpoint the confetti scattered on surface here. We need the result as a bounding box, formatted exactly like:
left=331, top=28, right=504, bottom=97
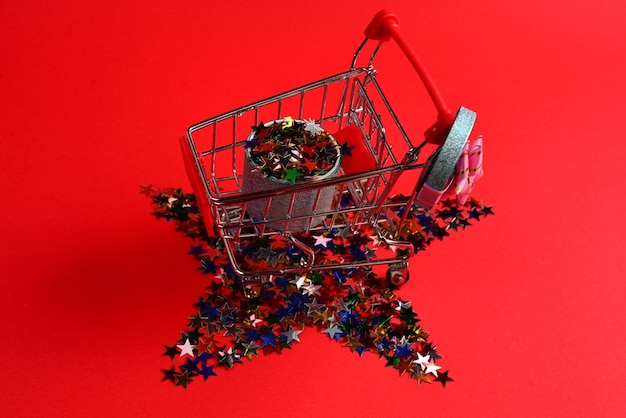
left=142, top=185, right=493, bottom=388
left=245, top=118, right=343, bottom=183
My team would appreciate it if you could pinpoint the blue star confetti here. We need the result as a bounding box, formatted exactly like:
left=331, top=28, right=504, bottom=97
left=144, top=185, right=492, bottom=388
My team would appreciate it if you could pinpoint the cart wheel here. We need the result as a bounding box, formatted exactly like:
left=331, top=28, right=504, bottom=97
left=242, top=279, right=263, bottom=299
left=387, top=268, right=410, bottom=288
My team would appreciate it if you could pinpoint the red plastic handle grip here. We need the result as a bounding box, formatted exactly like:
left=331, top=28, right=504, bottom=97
left=365, top=10, right=455, bottom=145
left=364, top=10, right=400, bottom=41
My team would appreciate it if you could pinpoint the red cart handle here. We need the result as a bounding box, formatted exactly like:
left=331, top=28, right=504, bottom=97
left=365, top=10, right=455, bottom=145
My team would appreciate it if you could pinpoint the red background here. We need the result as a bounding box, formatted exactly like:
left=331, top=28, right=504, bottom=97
left=2, top=0, right=625, bottom=416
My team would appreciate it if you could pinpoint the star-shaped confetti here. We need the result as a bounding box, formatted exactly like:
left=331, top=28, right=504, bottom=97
left=177, top=338, right=196, bottom=358
left=281, top=326, right=303, bottom=343
left=313, top=234, right=334, bottom=248
left=303, top=119, right=324, bottom=136
left=146, top=186, right=491, bottom=389
left=246, top=118, right=345, bottom=182
left=283, top=167, right=304, bottom=184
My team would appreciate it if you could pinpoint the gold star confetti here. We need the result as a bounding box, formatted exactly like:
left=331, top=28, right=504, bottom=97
left=148, top=187, right=493, bottom=388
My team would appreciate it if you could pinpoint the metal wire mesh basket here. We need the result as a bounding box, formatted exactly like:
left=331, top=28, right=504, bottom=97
left=180, top=10, right=478, bottom=294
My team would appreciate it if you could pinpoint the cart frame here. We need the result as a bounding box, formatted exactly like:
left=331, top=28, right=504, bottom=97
left=180, top=10, right=477, bottom=292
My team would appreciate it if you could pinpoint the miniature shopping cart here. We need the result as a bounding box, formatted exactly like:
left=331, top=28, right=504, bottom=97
left=180, top=10, right=478, bottom=297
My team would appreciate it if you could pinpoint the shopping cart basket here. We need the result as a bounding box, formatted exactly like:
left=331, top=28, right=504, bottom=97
left=180, top=10, right=479, bottom=297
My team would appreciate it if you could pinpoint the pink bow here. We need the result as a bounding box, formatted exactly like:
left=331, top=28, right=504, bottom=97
left=447, top=136, right=484, bottom=204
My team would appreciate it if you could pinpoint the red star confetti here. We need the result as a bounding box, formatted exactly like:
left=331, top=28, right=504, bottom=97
left=246, top=118, right=344, bottom=181
left=144, top=186, right=492, bottom=388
